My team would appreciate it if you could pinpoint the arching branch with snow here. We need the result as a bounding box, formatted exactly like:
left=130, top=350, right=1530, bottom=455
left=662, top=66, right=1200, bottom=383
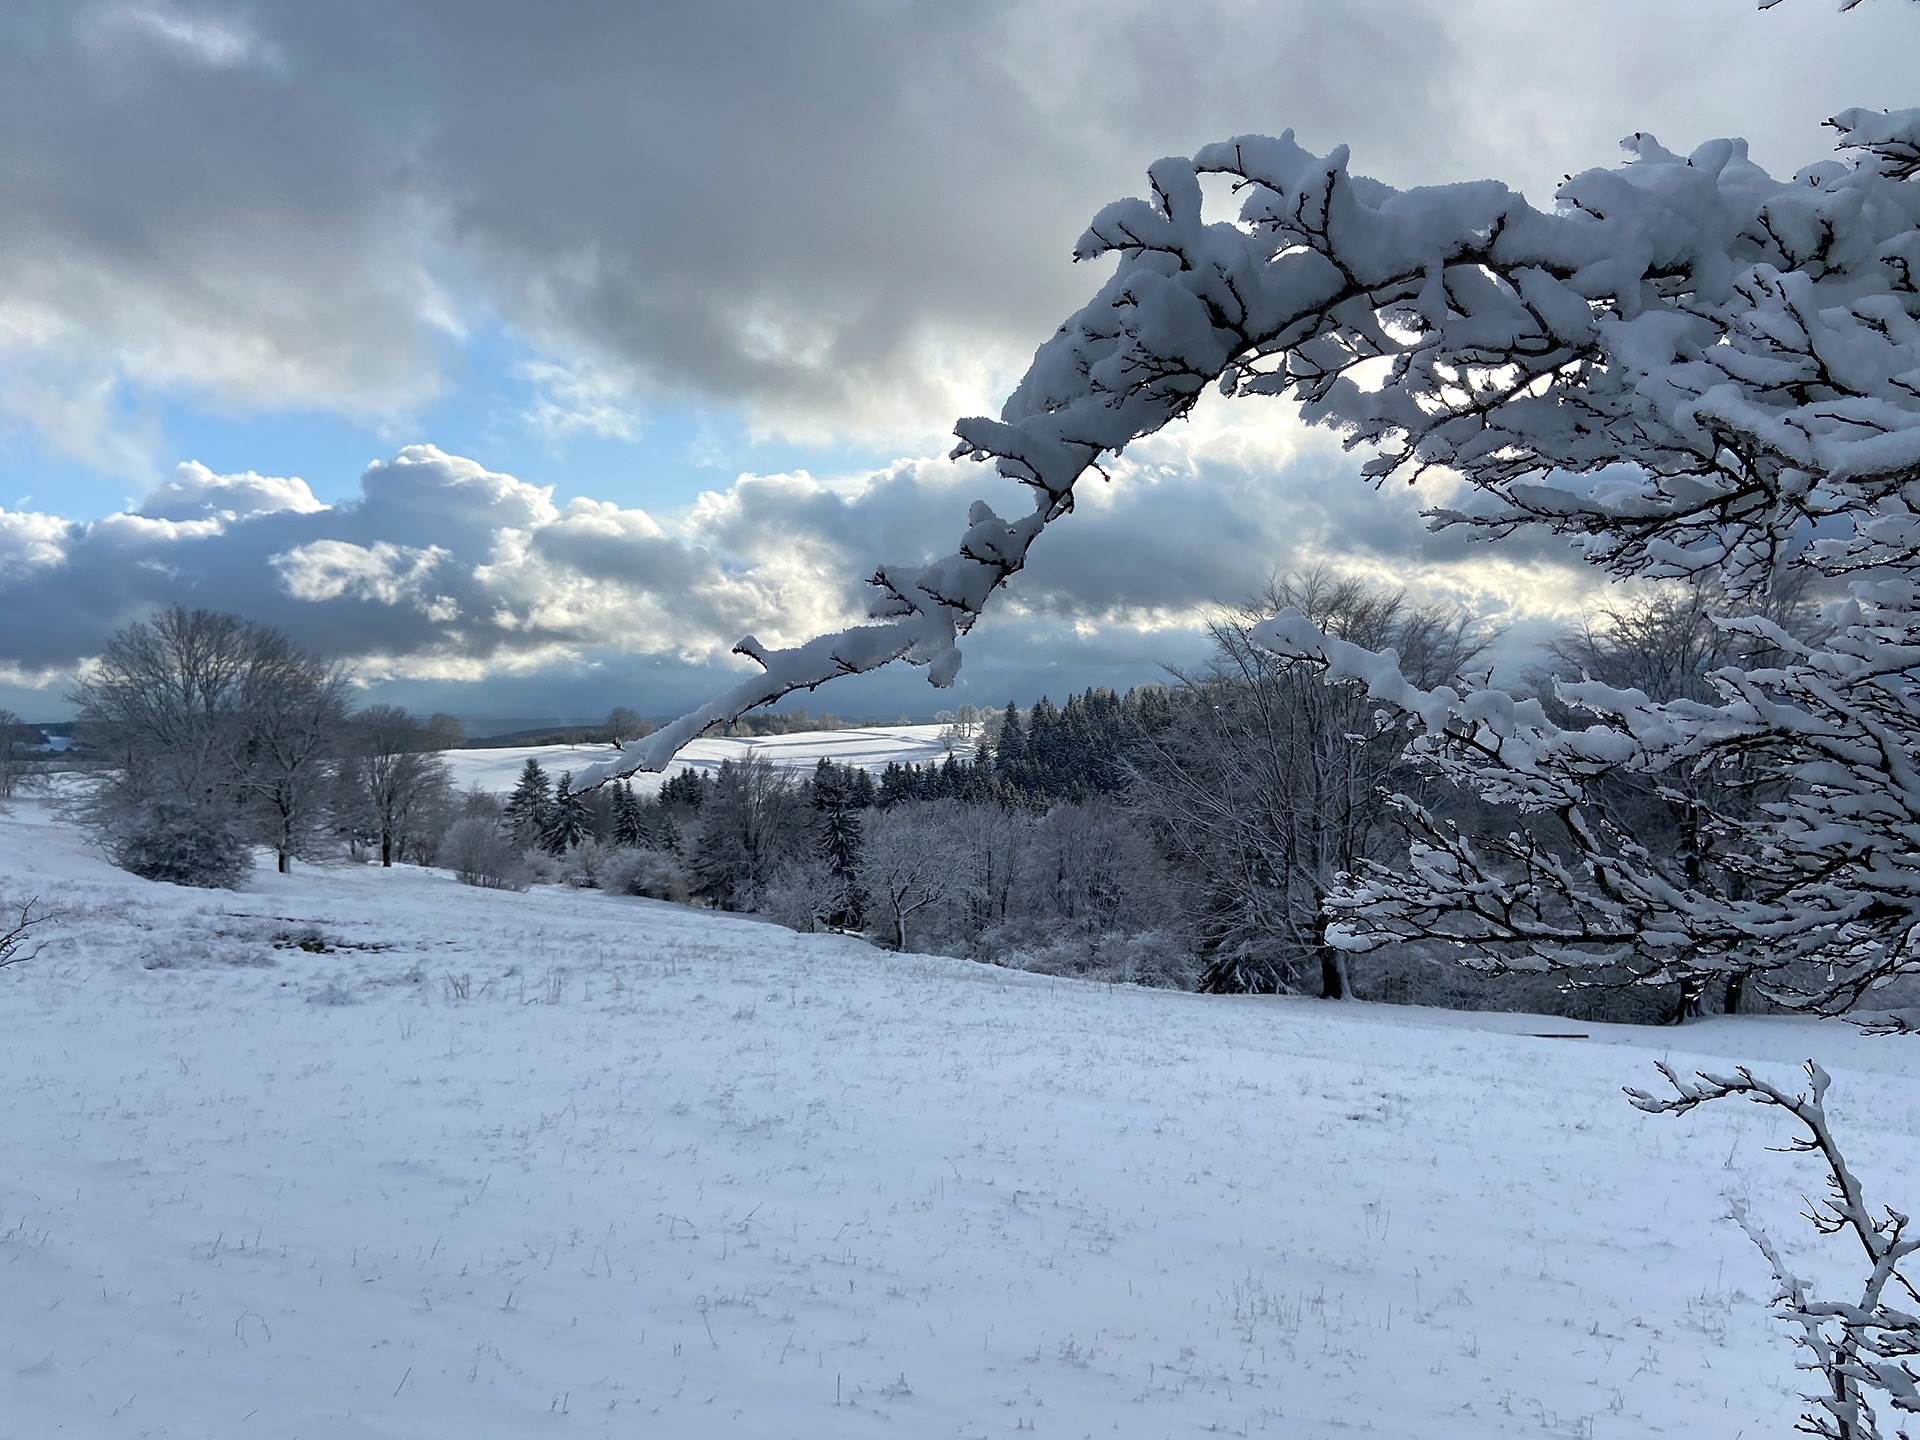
left=588, top=106, right=1920, bottom=795
left=1226, top=101, right=1920, bottom=1013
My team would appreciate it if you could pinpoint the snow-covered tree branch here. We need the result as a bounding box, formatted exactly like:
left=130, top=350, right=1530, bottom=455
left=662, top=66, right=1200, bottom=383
left=589, top=105, right=1920, bottom=796
left=1631, top=1061, right=1920, bottom=1438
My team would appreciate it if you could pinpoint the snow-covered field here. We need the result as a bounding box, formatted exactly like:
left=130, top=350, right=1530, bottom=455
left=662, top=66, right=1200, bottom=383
left=3, top=798, right=1918, bottom=1438
left=441, top=725, right=962, bottom=796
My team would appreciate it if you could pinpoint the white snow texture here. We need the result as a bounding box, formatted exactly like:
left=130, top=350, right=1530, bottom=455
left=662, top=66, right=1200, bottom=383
left=1, top=796, right=1914, bottom=1436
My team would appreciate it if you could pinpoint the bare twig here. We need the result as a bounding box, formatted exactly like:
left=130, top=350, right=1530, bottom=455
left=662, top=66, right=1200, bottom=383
left=1631, top=1061, right=1920, bottom=1439
left=0, top=897, right=52, bottom=970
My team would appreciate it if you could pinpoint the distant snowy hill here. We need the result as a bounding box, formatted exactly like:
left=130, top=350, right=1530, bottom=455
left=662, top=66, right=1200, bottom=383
left=442, top=723, right=966, bottom=793
left=0, top=796, right=1911, bottom=1435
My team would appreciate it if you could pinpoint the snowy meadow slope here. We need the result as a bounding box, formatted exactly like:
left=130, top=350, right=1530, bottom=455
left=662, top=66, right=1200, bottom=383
left=3, top=799, right=1918, bottom=1438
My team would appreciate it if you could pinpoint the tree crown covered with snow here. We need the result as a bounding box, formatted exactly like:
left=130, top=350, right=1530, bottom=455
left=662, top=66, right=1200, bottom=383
left=596, top=105, right=1920, bottom=781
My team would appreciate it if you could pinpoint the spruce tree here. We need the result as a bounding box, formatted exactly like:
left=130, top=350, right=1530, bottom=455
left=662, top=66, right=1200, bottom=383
left=991, top=703, right=1027, bottom=792
left=810, top=758, right=870, bottom=927
left=541, top=772, right=591, bottom=855
left=877, top=761, right=918, bottom=808
left=1025, top=698, right=1065, bottom=798
left=503, top=758, right=552, bottom=849
left=609, top=781, right=647, bottom=848
left=659, top=769, right=710, bottom=813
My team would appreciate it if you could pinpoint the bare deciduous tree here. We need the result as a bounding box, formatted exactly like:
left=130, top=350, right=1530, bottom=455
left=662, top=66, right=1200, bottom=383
left=0, top=897, right=52, bottom=970
left=686, top=755, right=813, bottom=910
left=1133, top=572, right=1480, bottom=996
left=0, top=708, right=24, bottom=801
left=857, top=802, right=961, bottom=951
left=74, top=608, right=260, bottom=886
left=72, top=607, right=354, bottom=884
left=344, top=705, right=451, bottom=868
left=236, top=631, right=349, bottom=874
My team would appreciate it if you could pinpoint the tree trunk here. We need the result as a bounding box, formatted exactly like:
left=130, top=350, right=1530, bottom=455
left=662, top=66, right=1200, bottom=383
left=1314, top=910, right=1345, bottom=999
left=1319, top=949, right=1344, bottom=1000
left=277, top=850, right=290, bottom=875
left=1670, top=976, right=1708, bottom=1024
left=1725, top=970, right=1748, bottom=1015
left=381, top=829, right=393, bottom=867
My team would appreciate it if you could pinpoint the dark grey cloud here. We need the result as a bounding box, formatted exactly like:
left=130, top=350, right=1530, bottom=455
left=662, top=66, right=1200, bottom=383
left=3, top=1, right=1912, bottom=714
left=0, top=0, right=1912, bottom=468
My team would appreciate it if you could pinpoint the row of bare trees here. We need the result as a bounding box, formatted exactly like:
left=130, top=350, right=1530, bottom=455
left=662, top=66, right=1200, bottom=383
left=1120, top=569, right=1831, bottom=1017
left=70, top=607, right=456, bottom=885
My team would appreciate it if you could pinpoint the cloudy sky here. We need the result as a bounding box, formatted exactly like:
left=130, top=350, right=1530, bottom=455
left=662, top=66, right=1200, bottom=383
left=1, top=0, right=1914, bottom=724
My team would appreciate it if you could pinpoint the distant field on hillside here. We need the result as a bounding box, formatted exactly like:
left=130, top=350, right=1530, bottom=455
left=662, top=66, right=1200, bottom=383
left=441, top=723, right=966, bottom=793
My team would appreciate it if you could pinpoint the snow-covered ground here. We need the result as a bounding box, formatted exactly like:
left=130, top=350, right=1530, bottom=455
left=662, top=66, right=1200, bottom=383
left=3, top=797, right=1917, bottom=1438
left=441, top=724, right=963, bottom=796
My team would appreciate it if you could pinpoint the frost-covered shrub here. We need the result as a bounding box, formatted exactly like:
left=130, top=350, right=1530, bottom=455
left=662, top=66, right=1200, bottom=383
left=561, top=837, right=610, bottom=888
left=757, top=856, right=845, bottom=933
left=987, top=926, right=1199, bottom=989
left=106, top=798, right=251, bottom=889
left=520, top=847, right=566, bottom=885
left=598, top=845, right=690, bottom=903
left=440, top=817, right=531, bottom=891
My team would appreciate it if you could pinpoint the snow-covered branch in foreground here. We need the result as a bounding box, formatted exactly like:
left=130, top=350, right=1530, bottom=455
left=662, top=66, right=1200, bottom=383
left=1252, top=585, right=1920, bottom=1013
left=584, top=105, right=1920, bottom=785
left=1631, top=1061, right=1920, bottom=1440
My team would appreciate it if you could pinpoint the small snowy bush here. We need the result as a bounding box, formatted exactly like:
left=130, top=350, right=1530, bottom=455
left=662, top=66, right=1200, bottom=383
left=440, top=818, right=531, bottom=891
left=519, top=847, right=566, bottom=885
left=107, top=798, right=251, bottom=889
left=597, top=846, right=690, bottom=903
left=561, top=837, right=611, bottom=888
left=756, top=855, right=844, bottom=933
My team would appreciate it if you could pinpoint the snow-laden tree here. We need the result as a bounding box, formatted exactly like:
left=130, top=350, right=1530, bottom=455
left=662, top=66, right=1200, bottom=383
left=1633, top=1062, right=1920, bottom=1440
left=503, top=757, right=553, bottom=850
left=540, top=772, right=591, bottom=856
left=856, top=802, right=960, bottom=951
left=1239, top=109, right=1920, bottom=1014
left=589, top=102, right=1920, bottom=1017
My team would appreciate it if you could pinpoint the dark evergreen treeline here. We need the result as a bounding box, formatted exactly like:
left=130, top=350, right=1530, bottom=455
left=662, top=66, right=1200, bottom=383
left=570, top=684, right=1173, bottom=824
left=987, top=687, right=1175, bottom=802
left=856, top=685, right=1179, bottom=809
left=487, top=685, right=1172, bottom=929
